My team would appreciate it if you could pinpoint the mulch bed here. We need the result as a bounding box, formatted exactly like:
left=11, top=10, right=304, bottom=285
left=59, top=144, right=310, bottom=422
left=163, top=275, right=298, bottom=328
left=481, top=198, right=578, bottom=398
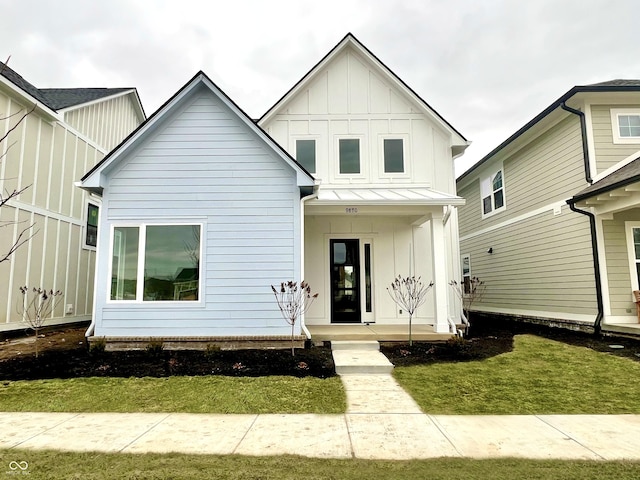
left=2, top=318, right=640, bottom=381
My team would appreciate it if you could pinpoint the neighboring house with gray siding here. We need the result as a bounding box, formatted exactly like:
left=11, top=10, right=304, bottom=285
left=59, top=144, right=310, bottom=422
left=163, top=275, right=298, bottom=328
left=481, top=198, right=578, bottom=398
left=0, top=61, right=144, bottom=332
left=457, top=80, right=640, bottom=336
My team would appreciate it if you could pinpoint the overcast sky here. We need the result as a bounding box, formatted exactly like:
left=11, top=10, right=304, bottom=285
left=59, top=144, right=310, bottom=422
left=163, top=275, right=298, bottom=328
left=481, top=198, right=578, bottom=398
left=1, top=0, right=638, bottom=175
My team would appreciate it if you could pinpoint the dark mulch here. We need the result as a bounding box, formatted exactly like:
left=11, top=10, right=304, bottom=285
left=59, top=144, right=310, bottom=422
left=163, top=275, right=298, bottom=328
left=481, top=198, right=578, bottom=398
left=2, top=317, right=640, bottom=381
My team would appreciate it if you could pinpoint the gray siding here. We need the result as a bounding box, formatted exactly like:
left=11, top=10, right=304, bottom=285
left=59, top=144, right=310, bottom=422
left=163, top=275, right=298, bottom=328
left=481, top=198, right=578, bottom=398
left=460, top=208, right=596, bottom=316
left=96, top=87, right=300, bottom=337
left=592, top=104, right=640, bottom=174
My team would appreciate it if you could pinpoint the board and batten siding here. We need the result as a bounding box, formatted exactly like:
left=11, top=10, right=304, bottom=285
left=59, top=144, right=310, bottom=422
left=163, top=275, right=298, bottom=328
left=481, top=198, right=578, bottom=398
left=64, top=93, right=142, bottom=151
left=95, top=88, right=301, bottom=337
left=0, top=90, right=105, bottom=328
left=262, top=47, right=455, bottom=194
left=460, top=208, right=596, bottom=317
left=591, top=104, right=640, bottom=175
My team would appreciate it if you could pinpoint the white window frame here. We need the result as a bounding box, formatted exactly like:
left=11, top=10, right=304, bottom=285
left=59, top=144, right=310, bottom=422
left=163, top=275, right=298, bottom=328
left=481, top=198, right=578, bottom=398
left=610, top=108, right=640, bottom=144
left=107, top=221, right=204, bottom=305
left=380, top=135, right=410, bottom=178
left=293, top=137, right=318, bottom=174
left=336, top=136, right=366, bottom=178
left=625, top=222, right=640, bottom=293
left=461, top=253, right=471, bottom=295
left=82, top=199, right=100, bottom=251
left=480, top=167, right=506, bottom=218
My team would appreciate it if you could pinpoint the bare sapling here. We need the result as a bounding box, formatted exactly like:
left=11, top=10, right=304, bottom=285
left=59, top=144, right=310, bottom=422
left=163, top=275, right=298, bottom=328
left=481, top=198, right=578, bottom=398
left=17, top=287, right=63, bottom=357
left=271, top=281, right=318, bottom=355
left=387, top=275, right=433, bottom=346
left=449, top=277, right=486, bottom=324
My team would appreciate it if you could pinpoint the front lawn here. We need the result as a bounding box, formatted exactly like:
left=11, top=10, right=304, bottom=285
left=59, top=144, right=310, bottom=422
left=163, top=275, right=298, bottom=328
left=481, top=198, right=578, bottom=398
left=393, top=334, right=640, bottom=414
left=2, top=450, right=639, bottom=479
left=0, top=376, right=345, bottom=414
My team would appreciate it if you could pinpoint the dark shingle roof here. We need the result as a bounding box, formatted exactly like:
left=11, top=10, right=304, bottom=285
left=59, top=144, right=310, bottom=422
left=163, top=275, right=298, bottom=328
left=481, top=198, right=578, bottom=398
left=0, top=61, right=53, bottom=106
left=39, top=88, right=133, bottom=109
left=1, top=61, right=135, bottom=111
left=586, top=79, right=640, bottom=87
left=571, top=155, right=640, bottom=203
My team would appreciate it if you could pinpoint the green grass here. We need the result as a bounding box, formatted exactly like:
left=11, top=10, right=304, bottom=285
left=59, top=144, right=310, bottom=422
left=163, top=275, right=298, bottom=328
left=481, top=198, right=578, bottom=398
left=394, top=334, right=640, bottom=414
left=1, top=450, right=639, bottom=479
left=0, top=376, right=345, bottom=414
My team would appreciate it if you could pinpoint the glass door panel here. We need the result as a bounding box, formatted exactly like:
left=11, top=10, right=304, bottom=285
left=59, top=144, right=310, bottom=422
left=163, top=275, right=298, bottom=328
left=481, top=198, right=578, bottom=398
left=330, top=239, right=361, bottom=323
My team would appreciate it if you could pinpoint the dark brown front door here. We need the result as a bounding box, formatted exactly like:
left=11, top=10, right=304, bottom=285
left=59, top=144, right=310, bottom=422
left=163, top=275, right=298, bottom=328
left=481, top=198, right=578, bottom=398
left=330, top=239, right=361, bottom=323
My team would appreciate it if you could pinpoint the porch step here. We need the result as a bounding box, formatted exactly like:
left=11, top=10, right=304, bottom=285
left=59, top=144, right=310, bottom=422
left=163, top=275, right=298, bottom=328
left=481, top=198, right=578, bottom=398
left=331, top=341, right=394, bottom=375
left=330, top=340, right=380, bottom=351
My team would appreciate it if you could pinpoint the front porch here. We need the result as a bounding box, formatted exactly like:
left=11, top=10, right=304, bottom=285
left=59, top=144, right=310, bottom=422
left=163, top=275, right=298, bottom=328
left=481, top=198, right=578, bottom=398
left=307, top=324, right=455, bottom=342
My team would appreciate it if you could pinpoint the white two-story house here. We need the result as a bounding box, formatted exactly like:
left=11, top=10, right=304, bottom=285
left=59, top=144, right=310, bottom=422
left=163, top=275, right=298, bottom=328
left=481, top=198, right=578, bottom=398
left=79, top=34, right=468, bottom=348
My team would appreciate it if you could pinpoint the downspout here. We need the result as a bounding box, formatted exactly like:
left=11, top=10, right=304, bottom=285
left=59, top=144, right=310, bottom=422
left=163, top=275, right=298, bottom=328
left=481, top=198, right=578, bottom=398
left=299, top=187, right=319, bottom=340
left=562, top=103, right=603, bottom=334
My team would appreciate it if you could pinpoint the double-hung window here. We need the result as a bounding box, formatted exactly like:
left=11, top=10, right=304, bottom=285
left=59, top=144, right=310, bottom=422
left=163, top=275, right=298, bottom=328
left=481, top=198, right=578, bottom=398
left=110, top=224, right=201, bottom=302
left=461, top=254, right=471, bottom=295
left=481, top=168, right=505, bottom=217
left=611, top=109, right=640, bottom=144
left=84, top=203, right=99, bottom=248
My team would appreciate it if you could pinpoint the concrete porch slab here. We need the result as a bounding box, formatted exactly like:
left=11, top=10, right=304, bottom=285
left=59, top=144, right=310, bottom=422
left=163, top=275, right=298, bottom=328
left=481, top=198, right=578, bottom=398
left=308, top=324, right=454, bottom=342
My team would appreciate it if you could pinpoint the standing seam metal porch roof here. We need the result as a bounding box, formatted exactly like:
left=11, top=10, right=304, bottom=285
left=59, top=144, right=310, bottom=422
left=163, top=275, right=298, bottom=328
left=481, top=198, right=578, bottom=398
left=310, top=187, right=465, bottom=205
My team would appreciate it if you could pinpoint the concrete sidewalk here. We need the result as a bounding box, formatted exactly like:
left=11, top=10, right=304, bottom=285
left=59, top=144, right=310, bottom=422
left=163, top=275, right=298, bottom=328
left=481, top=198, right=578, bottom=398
left=2, top=411, right=640, bottom=460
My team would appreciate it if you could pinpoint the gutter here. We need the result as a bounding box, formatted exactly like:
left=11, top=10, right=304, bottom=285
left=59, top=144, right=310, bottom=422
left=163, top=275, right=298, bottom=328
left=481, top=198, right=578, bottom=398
left=299, top=187, right=319, bottom=340
left=566, top=202, right=604, bottom=335
left=560, top=102, right=592, bottom=183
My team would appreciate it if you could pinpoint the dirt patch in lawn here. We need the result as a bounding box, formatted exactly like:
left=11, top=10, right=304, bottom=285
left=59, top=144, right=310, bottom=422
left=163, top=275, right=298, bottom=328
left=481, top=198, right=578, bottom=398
left=2, top=319, right=640, bottom=380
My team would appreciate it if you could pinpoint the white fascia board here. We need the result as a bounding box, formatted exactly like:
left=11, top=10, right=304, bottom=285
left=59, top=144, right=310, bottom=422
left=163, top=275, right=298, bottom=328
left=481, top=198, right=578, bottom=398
left=0, top=75, right=62, bottom=122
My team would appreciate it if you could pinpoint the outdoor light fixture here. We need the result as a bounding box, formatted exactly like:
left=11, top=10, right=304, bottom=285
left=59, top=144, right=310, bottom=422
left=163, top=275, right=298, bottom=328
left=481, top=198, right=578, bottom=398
left=487, top=247, right=493, bottom=254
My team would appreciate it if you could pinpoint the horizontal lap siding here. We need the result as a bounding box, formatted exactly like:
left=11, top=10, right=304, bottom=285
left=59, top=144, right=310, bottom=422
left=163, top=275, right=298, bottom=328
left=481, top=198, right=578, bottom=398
left=460, top=204, right=596, bottom=316
left=592, top=105, right=640, bottom=174
left=99, top=89, right=298, bottom=336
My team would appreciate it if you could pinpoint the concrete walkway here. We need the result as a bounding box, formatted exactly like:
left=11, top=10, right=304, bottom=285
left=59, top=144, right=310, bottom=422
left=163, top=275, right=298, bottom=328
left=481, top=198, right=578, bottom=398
left=2, top=341, right=640, bottom=460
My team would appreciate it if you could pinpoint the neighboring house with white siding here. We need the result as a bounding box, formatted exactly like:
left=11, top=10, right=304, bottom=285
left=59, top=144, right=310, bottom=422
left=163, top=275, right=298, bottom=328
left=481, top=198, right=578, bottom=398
left=80, top=34, right=469, bottom=348
left=0, top=61, right=144, bottom=332
left=457, top=80, right=640, bottom=336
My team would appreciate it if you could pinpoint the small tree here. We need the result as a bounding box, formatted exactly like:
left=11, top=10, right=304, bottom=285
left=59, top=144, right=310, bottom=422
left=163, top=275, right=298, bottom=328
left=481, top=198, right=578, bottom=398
left=17, top=287, right=63, bottom=358
left=387, top=275, right=433, bottom=346
left=271, top=281, right=318, bottom=356
left=450, top=277, right=486, bottom=324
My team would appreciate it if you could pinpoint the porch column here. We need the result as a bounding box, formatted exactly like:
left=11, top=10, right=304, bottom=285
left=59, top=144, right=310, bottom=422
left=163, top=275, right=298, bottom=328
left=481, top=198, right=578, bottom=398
left=430, top=209, right=450, bottom=333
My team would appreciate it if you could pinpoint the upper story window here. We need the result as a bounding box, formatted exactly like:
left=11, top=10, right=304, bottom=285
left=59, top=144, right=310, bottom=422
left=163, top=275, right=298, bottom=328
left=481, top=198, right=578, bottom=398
left=84, top=202, right=99, bottom=249
left=339, top=139, right=360, bottom=174
left=481, top=168, right=505, bottom=217
left=383, top=139, right=404, bottom=173
left=611, top=109, right=640, bottom=144
left=296, top=139, right=316, bottom=174
left=110, top=224, right=201, bottom=302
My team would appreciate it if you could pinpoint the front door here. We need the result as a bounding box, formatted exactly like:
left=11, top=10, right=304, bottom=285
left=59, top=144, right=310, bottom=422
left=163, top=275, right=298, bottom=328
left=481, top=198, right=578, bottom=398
left=330, top=239, right=361, bottom=323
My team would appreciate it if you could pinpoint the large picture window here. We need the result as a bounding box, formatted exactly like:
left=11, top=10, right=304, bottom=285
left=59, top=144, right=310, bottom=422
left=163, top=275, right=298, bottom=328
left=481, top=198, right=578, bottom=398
left=110, top=224, right=201, bottom=302
left=481, top=168, right=505, bottom=217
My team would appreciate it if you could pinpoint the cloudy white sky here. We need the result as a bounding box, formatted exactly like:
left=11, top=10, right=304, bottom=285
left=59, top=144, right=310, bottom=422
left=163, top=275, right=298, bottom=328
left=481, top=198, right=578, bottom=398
left=1, top=0, right=638, bottom=175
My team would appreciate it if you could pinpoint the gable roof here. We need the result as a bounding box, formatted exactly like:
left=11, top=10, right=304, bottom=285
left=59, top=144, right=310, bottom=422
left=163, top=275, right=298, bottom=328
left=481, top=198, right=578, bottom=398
left=258, top=33, right=468, bottom=153
left=570, top=154, right=640, bottom=203
left=1, top=61, right=144, bottom=119
left=39, top=87, right=136, bottom=109
left=80, top=71, right=315, bottom=193
left=458, top=79, right=640, bottom=183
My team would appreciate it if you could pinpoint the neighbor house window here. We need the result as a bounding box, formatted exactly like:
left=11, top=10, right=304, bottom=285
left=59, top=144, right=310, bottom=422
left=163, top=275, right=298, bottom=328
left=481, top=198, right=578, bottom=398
left=339, top=139, right=360, bottom=174
left=296, top=139, right=316, bottom=173
left=110, top=224, right=201, bottom=302
left=85, top=203, right=99, bottom=248
left=461, top=254, right=471, bottom=295
left=625, top=223, right=640, bottom=291
left=611, top=109, right=640, bottom=144
left=383, top=139, right=404, bottom=173
left=481, top=169, right=505, bottom=216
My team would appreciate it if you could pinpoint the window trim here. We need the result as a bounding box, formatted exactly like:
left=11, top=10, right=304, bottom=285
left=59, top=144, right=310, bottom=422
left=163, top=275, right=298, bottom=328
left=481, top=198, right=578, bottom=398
left=480, top=167, right=506, bottom=218
left=336, top=137, right=365, bottom=178
left=625, top=222, right=640, bottom=294
left=611, top=108, right=640, bottom=144
left=380, top=135, right=410, bottom=178
left=82, top=200, right=100, bottom=251
left=294, top=137, right=317, bottom=174
left=107, top=221, right=204, bottom=305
